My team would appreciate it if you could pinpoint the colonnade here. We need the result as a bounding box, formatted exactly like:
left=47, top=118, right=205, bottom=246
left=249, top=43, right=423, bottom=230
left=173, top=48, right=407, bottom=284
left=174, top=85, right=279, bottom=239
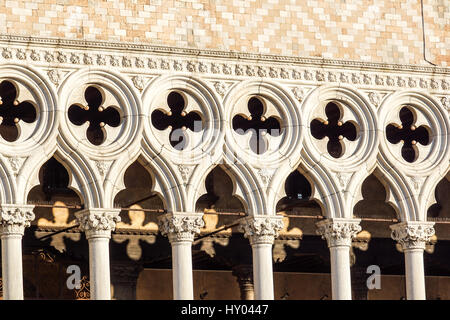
left=0, top=204, right=436, bottom=300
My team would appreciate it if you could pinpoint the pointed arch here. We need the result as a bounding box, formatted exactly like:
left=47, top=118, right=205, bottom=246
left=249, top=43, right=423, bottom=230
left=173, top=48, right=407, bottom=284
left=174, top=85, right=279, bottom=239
left=104, top=147, right=183, bottom=213
left=18, top=145, right=97, bottom=207
left=0, top=155, right=14, bottom=204
left=187, top=158, right=259, bottom=215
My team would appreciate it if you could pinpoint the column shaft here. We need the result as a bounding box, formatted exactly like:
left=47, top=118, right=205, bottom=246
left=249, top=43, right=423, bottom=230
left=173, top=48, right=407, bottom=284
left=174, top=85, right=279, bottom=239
left=1, top=234, right=24, bottom=300
left=0, top=204, right=35, bottom=300
left=239, top=215, right=283, bottom=301
left=252, top=243, right=274, bottom=300
left=404, top=248, right=426, bottom=300
left=316, top=218, right=361, bottom=301
left=172, top=241, right=194, bottom=300
left=330, top=245, right=352, bottom=300
left=75, top=208, right=121, bottom=301
left=158, top=212, right=204, bottom=301
left=88, top=236, right=112, bottom=300
left=390, top=221, right=434, bottom=300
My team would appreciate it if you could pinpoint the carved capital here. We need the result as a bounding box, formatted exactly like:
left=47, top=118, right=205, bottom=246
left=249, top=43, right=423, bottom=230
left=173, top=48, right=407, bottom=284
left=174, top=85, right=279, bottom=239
left=158, top=212, right=204, bottom=243
left=239, top=215, right=284, bottom=245
left=75, top=208, right=121, bottom=239
left=0, top=204, right=35, bottom=236
left=390, top=221, right=435, bottom=250
left=316, top=218, right=361, bottom=247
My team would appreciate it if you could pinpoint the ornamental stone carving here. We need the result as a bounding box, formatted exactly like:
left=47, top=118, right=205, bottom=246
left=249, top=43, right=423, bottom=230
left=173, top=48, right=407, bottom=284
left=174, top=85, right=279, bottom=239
left=316, top=218, right=361, bottom=247
left=75, top=209, right=121, bottom=239
left=390, top=221, right=435, bottom=250
left=158, top=212, right=205, bottom=243
left=239, top=216, right=284, bottom=245
left=0, top=204, right=35, bottom=235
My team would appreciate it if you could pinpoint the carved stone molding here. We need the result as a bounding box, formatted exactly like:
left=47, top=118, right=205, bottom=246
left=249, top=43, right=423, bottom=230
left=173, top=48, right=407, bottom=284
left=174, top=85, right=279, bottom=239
left=7, top=156, right=26, bottom=176
left=158, top=212, right=204, bottom=243
left=0, top=36, right=448, bottom=96
left=95, top=160, right=111, bottom=177
left=0, top=204, right=35, bottom=236
left=177, top=164, right=193, bottom=183
left=257, top=168, right=275, bottom=186
left=75, top=208, right=121, bottom=239
left=316, top=218, right=362, bottom=247
left=390, top=221, right=435, bottom=250
left=239, top=215, right=284, bottom=245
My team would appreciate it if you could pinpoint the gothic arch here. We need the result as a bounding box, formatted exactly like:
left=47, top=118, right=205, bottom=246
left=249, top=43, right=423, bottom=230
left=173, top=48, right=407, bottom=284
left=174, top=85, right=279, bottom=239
left=0, top=155, right=14, bottom=204
left=104, top=150, right=180, bottom=212
left=19, top=147, right=93, bottom=207
left=188, top=159, right=258, bottom=215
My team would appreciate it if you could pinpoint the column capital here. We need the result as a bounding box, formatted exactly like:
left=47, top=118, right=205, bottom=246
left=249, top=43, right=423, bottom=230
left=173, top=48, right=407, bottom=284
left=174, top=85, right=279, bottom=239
left=158, top=212, right=204, bottom=243
left=0, top=204, right=35, bottom=236
left=390, top=221, right=435, bottom=250
left=316, top=218, right=361, bottom=247
left=239, top=215, right=284, bottom=245
left=75, top=208, right=121, bottom=239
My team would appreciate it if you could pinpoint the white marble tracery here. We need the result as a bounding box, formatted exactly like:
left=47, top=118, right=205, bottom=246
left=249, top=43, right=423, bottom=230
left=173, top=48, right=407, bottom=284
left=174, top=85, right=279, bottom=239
left=0, top=36, right=447, bottom=300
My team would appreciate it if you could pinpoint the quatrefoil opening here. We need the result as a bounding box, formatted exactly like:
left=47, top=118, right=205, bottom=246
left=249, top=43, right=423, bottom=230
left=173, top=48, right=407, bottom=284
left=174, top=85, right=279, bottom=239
left=151, top=91, right=204, bottom=151
left=68, top=86, right=121, bottom=146
left=0, top=80, right=37, bottom=142
left=232, top=97, right=282, bottom=154
left=386, top=106, right=431, bottom=163
left=310, top=102, right=357, bottom=158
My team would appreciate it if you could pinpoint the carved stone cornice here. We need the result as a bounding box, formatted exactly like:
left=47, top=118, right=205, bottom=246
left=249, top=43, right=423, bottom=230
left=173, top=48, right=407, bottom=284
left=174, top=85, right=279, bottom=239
left=390, top=221, right=435, bottom=250
left=75, top=208, right=121, bottom=239
left=239, top=215, right=284, bottom=245
left=158, top=212, right=204, bottom=243
left=316, top=218, right=362, bottom=248
left=0, top=35, right=448, bottom=98
left=0, top=35, right=448, bottom=76
left=0, top=204, right=35, bottom=236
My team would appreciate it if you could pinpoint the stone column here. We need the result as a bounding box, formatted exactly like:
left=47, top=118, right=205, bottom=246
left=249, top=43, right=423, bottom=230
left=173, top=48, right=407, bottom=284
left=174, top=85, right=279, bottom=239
left=0, top=204, right=35, bottom=300
left=316, top=218, right=361, bottom=300
left=390, top=221, right=435, bottom=300
left=75, top=208, right=121, bottom=300
left=110, top=263, right=143, bottom=300
left=239, top=215, right=283, bottom=300
left=158, top=212, right=204, bottom=300
left=232, top=265, right=254, bottom=300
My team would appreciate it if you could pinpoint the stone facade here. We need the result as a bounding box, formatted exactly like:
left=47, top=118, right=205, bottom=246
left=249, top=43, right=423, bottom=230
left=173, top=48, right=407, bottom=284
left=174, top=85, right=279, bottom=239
left=0, top=0, right=448, bottom=66
left=0, top=0, right=448, bottom=301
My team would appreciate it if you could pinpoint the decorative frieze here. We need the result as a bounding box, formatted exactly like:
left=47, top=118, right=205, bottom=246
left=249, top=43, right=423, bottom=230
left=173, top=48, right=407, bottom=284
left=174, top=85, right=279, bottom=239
left=0, top=37, right=448, bottom=98
left=0, top=204, right=35, bottom=235
left=316, top=218, right=361, bottom=247
left=158, top=212, right=205, bottom=243
left=390, top=221, right=435, bottom=250
left=239, top=215, right=284, bottom=245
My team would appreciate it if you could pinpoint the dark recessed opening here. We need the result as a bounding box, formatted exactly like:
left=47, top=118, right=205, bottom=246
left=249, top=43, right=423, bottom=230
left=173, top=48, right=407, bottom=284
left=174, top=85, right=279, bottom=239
left=68, top=86, right=121, bottom=145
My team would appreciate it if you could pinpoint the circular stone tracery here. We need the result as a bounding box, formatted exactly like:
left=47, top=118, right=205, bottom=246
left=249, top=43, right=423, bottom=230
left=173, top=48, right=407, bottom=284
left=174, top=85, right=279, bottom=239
left=68, top=86, right=121, bottom=145
left=385, top=106, right=431, bottom=163
left=232, top=96, right=282, bottom=155
left=0, top=80, right=37, bottom=142
left=151, top=91, right=203, bottom=151
left=310, top=102, right=357, bottom=158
